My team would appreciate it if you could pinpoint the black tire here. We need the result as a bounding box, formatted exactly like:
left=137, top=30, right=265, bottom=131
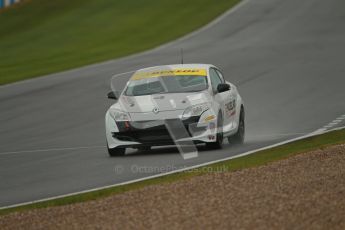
left=107, top=146, right=125, bottom=157
left=228, top=106, right=245, bottom=145
left=206, top=112, right=223, bottom=149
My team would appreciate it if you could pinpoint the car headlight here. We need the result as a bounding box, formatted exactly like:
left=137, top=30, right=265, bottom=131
left=109, top=109, right=131, bottom=121
left=182, top=103, right=209, bottom=119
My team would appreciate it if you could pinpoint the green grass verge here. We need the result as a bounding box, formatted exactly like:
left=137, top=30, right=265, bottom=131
left=1, top=128, right=344, bottom=216
left=0, top=0, right=240, bottom=85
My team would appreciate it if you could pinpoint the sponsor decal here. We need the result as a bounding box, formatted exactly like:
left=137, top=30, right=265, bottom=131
left=204, top=115, right=216, bottom=122
left=225, top=99, right=236, bottom=117
left=131, top=68, right=207, bottom=80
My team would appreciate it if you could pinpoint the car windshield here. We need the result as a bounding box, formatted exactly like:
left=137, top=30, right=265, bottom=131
left=124, top=75, right=208, bottom=96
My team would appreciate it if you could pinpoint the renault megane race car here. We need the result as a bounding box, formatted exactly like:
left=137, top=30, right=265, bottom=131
left=105, top=64, right=245, bottom=156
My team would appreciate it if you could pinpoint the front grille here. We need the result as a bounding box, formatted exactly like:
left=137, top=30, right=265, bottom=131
left=112, top=117, right=206, bottom=144
left=113, top=123, right=173, bottom=144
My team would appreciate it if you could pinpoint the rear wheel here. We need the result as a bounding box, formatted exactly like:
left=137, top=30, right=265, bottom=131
left=206, top=112, right=223, bottom=149
left=228, top=107, right=245, bottom=145
left=107, top=145, right=125, bottom=157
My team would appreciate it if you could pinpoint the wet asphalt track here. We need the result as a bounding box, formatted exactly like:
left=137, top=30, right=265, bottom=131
left=1, top=0, right=345, bottom=207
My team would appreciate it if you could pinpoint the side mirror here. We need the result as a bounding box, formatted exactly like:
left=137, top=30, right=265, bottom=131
left=107, top=91, right=118, bottom=100
left=217, top=83, right=230, bottom=93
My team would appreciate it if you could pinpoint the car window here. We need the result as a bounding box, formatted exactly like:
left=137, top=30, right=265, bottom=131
left=215, top=69, right=225, bottom=83
left=209, top=68, right=223, bottom=92
left=125, top=75, right=207, bottom=96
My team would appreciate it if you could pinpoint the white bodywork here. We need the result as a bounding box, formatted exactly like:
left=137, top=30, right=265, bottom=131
left=105, top=64, right=244, bottom=150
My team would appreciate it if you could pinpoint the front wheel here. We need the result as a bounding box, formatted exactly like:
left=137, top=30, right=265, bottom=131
left=228, top=107, right=245, bottom=145
left=107, top=145, right=125, bottom=157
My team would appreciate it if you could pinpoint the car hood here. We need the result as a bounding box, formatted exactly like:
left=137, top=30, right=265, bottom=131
left=111, top=91, right=211, bottom=113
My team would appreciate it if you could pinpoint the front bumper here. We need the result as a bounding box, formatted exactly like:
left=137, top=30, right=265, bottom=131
left=106, top=115, right=217, bottom=149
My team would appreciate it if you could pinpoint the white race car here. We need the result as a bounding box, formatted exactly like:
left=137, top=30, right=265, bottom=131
left=105, top=64, right=245, bottom=156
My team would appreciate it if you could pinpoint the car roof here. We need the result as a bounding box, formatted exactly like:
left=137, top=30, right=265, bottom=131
left=136, top=64, right=216, bottom=73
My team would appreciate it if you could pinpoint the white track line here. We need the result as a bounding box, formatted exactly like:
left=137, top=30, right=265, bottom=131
left=147, top=0, right=251, bottom=51
left=1, top=125, right=344, bottom=210
left=314, top=114, right=345, bottom=134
